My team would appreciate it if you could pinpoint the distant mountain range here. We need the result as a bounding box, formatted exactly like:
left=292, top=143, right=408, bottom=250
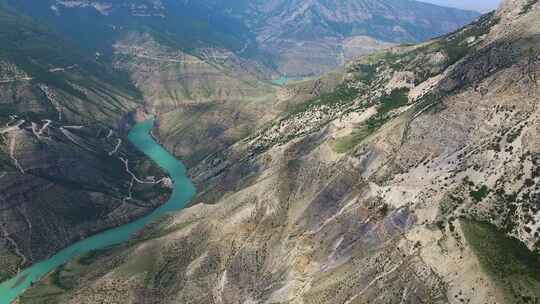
left=4, top=0, right=479, bottom=77
left=233, top=0, right=481, bottom=75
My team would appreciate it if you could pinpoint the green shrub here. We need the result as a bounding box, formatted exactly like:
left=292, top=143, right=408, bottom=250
left=461, top=219, right=540, bottom=298
left=470, top=185, right=490, bottom=202
left=287, top=84, right=361, bottom=116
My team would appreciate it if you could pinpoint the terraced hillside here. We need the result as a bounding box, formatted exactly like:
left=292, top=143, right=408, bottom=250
left=20, top=0, right=540, bottom=303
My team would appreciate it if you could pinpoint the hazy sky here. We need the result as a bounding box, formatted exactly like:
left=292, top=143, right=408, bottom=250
left=419, top=0, right=502, bottom=13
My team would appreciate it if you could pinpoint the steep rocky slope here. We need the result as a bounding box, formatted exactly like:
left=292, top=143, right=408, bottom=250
left=112, top=33, right=278, bottom=167
left=21, top=0, right=540, bottom=303
left=0, top=5, right=170, bottom=282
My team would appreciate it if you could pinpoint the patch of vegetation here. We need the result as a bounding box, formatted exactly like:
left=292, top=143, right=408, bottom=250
left=332, top=88, right=410, bottom=153
left=286, top=83, right=361, bottom=116
left=507, top=125, right=525, bottom=143
left=379, top=88, right=410, bottom=113
left=349, top=63, right=377, bottom=83
left=440, top=193, right=465, bottom=217
left=333, top=127, right=371, bottom=153
left=0, top=248, right=23, bottom=283
left=78, top=248, right=114, bottom=266
left=418, top=12, right=499, bottom=68
left=126, top=217, right=196, bottom=247
left=365, top=88, right=410, bottom=131
left=520, top=0, right=539, bottom=16
left=362, top=50, right=412, bottom=71
left=0, top=151, right=13, bottom=170
left=470, top=185, right=490, bottom=203
left=461, top=220, right=540, bottom=301
left=50, top=266, right=74, bottom=291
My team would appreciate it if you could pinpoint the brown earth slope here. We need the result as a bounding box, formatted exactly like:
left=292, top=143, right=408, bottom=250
left=20, top=0, right=540, bottom=303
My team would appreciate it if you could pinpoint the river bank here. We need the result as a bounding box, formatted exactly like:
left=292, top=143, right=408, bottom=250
left=0, top=120, right=196, bottom=304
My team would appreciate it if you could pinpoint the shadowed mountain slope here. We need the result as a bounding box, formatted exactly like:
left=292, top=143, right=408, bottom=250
left=0, top=4, right=171, bottom=282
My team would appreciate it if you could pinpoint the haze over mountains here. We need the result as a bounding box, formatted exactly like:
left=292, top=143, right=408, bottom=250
left=1, top=0, right=540, bottom=303
left=421, top=0, right=501, bottom=12
left=5, top=0, right=479, bottom=77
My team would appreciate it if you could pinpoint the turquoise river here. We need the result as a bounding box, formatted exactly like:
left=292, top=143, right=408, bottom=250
left=0, top=119, right=197, bottom=303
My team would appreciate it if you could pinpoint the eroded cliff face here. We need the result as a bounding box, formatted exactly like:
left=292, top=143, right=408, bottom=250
left=18, top=1, right=540, bottom=304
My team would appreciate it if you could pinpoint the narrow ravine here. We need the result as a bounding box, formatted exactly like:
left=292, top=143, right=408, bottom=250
left=0, top=119, right=197, bottom=304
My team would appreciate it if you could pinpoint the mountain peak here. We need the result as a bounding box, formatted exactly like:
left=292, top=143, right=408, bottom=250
left=498, top=0, right=538, bottom=16
left=486, top=0, right=540, bottom=41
